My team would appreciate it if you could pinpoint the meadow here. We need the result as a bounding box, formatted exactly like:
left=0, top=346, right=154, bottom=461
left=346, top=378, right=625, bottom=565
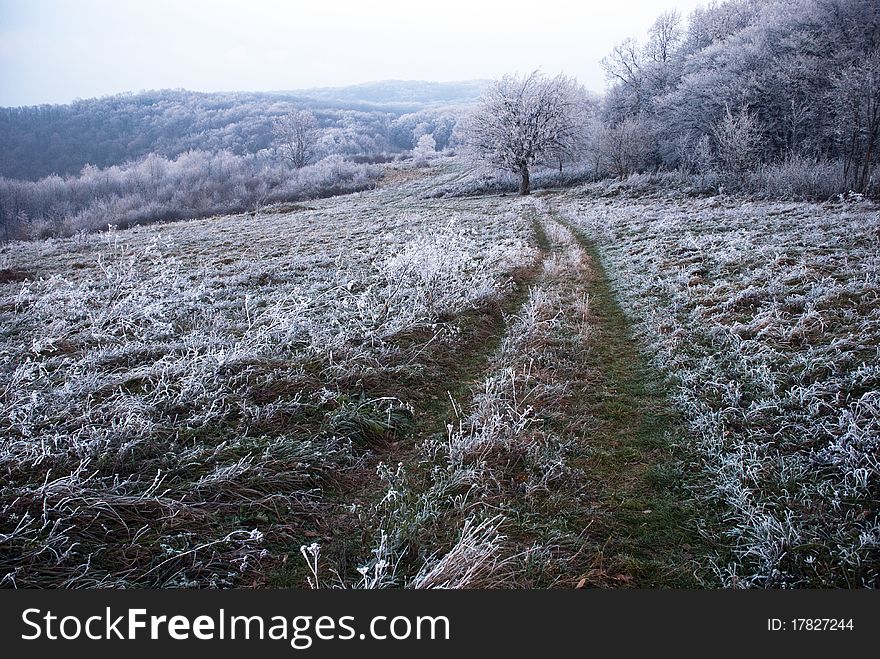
left=1, top=159, right=877, bottom=587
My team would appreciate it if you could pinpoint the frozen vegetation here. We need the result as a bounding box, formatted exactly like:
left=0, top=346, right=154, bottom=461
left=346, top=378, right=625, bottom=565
left=566, top=192, right=880, bottom=587
left=0, top=177, right=535, bottom=587
left=1, top=153, right=878, bottom=588
left=1, top=0, right=878, bottom=589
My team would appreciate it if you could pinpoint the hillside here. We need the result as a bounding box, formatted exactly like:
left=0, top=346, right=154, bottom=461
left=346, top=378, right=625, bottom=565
left=0, top=81, right=485, bottom=181
left=2, top=159, right=877, bottom=588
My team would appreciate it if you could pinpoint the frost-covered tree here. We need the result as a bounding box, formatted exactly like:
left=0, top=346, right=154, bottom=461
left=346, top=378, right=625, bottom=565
left=646, top=10, right=683, bottom=65
left=593, top=116, right=654, bottom=179
left=551, top=91, right=599, bottom=173
left=601, top=12, right=683, bottom=126
left=594, top=0, right=880, bottom=196
left=461, top=72, right=588, bottom=195
left=829, top=48, right=880, bottom=193
left=711, top=106, right=764, bottom=182
left=601, top=39, right=647, bottom=120
left=274, top=110, right=320, bottom=169
left=413, top=133, right=436, bottom=167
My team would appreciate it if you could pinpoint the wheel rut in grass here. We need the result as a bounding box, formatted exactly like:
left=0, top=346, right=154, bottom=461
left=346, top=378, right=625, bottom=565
left=265, top=222, right=546, bottom=587
left=438, top=194, right=704, bottom=587
left=537, top=199, right=705, bottom=587
left=268, top=196, right=704, bottom=588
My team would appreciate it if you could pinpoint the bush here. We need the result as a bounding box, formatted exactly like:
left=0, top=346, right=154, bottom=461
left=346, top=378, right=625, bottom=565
left=744, top=157, right=848, bottom=200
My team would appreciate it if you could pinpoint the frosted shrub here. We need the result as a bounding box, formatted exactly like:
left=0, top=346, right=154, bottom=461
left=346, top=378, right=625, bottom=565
left=381, top=219, right=517, bottom=325
left=710, top=107, right=764, bottom=187
left=745, top=158, right=847, bottom=200
left=412, top=134, right=436, bottom=168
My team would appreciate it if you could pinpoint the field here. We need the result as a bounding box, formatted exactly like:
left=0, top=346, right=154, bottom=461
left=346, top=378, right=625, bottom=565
left=1, top=158, right=878, bottom=588
left=565, top=190, right=880, bottom=587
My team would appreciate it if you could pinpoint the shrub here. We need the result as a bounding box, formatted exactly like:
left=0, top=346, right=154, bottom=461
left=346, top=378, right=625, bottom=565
left=0, top=152, right=383, bottom=240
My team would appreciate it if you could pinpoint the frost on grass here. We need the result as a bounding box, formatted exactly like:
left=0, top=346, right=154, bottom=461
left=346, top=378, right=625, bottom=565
left=566, top=195, right=880, bottom=587
left=322, top=201, right=591, bottom=589
left=0, top=193, right=535, bottom=587
left=410, top=515, right=511, bottom=589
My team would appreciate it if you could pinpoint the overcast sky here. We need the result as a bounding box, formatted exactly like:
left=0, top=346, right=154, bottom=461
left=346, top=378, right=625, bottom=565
left=0, top=0, right=707, bottom=106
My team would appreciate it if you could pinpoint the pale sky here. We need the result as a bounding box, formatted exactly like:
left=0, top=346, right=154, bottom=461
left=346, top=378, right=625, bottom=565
left=0, top=0, right=707, bottom=106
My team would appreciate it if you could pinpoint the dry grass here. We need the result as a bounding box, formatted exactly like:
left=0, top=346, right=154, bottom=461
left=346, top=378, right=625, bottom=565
left=0, top=184, right=535, bottom=587
left=566, top=192, right=880, bottom=587
left=3, top=158, right=876, bottom=589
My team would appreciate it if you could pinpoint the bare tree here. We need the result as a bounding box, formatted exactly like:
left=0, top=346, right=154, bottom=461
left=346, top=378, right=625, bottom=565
left=274, top=110, right=320, bottom=169
left=646, top=10, right=683, bottom=64
left=552, top=91, right=599, bottom=173
left=593, top=116, right=654, bottom=179
left=830, top=48, right=880, bottom=194
left=601, top=39, right=647, bottom=117
left=461, top=72, right=588, bottom=195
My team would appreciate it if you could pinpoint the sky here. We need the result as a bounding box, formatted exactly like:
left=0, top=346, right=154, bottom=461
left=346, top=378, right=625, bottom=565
left=0, top=0, right=707, bottom=107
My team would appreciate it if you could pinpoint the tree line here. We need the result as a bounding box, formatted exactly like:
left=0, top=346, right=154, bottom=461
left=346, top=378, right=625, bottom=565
left=0, top=87, right=468, bottom=181
left=0, top=151, right=381, bottom=240
left=463, top=0, right=879, bottom=197
left=600, top=0, right=878, bottom=194
left=0, top=87, right=467, bottom=240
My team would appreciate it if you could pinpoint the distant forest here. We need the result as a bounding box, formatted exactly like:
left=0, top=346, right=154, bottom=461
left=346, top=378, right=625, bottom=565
left=0, top=81, right=483, bottom=181
left=1, top=0, right=877, bottom=241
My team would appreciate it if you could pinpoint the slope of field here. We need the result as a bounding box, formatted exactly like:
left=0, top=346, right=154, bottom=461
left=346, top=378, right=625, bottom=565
left=0, top=175, right=534, bottom=586
left=564, top=191, right=880, bottom=587
left=1, top=161, right=878, bottom=588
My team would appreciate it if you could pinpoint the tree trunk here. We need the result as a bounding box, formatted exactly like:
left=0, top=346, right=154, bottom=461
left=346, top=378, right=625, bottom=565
left=857, top=105, right=879, bottom=193
left=518, top=167, right=530, bottom=195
